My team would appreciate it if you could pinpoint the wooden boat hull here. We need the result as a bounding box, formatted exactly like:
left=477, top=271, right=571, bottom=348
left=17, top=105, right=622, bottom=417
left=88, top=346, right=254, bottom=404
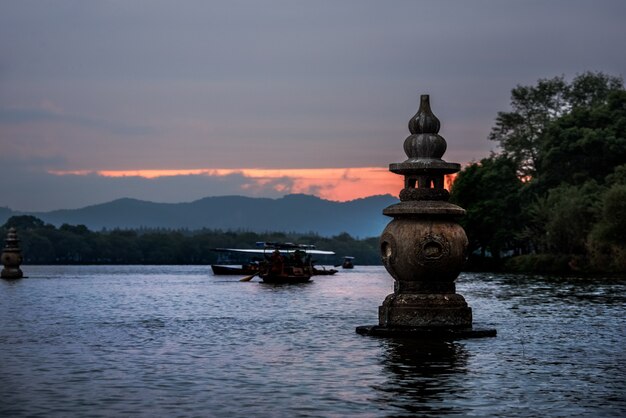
left=259, top=266, right=312, bottom=284
left=312, top=268, right=338, bottom=276
left=259, top=274, right=312, bottom=284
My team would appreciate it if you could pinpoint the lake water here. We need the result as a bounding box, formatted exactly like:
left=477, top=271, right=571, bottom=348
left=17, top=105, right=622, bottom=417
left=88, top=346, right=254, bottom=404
left=1, top=266, right=624, bottom=417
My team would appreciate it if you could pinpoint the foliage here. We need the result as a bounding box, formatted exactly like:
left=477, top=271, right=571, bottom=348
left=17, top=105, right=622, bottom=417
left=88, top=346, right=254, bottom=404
left=450, top=154, right=523, bottom=258
left=489, top=72, right=623, bottom=179
left=4, top=215, right=50, bottom=230
left=535, top=91, right=626, bottom=193
left=0, top=218, right=382, bottom=266
left=489, top=76, right=568, bottom=178
left=587, top=184, right=626, bottom=272
left=453, top=71, right=626, bottom=273
left=538, top=182, right=602, bottom=255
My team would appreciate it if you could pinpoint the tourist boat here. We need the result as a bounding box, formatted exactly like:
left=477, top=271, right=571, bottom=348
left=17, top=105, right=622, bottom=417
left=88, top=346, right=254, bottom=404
left=213, top=242, right=335, bottom=283
left=211, top=261, right=337, bottom=277
left=210, top=263, right=259, bottom=276
left=341, top=256, right=355, bottom=269
left=210, top=248, right=262, bottom=275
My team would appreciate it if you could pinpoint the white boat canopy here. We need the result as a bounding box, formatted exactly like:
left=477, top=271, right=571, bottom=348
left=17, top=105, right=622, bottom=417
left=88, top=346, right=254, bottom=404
left=213, top=248, right=335, bottom=255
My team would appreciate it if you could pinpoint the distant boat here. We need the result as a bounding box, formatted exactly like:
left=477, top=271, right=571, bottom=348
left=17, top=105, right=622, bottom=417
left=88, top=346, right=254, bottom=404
left=341, top=256, right=355, bottom=269
left=212, top=242, right=336, bottom=283
left=312, top=266, right=338, bottom=276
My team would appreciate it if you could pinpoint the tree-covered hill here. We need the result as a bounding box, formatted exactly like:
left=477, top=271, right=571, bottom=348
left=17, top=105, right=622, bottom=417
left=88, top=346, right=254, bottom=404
left=1, top=215, right=382, bottom=265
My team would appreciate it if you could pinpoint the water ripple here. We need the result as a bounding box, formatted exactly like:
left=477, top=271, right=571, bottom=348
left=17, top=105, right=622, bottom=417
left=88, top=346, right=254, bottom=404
left=0, top=266, right=624, bottom=417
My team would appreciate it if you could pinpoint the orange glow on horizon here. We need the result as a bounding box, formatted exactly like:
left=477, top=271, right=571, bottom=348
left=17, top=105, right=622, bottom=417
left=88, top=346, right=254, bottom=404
left=49, top=167, right=458, bottom=201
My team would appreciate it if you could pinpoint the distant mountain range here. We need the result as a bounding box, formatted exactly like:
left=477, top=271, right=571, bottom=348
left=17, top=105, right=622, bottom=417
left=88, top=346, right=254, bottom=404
left=0, top=194, right=399, bottom=238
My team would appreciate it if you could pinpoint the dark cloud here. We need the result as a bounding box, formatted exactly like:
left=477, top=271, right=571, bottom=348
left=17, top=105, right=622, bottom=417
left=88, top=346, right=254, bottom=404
left=0, top=160, right=288, bottom=212
left=0, top=0, right=624, bottom=210
left=0, top=107, right=155, bottom=136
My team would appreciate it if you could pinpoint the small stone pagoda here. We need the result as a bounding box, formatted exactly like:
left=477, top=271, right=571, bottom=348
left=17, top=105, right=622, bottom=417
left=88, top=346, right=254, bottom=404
left=1, top=228, right=24, bottom=279
left=357, top=94, right=495, bottom=338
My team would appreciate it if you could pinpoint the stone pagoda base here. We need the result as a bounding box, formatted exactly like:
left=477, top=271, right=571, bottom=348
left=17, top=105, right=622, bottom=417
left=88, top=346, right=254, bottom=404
left=1, top=267, right=24, bottom=279
left=355, top=325, right=496, bottom=339
left=378, top=293, right=473, bottom=328
left=356, top=292, right=496, bottom=340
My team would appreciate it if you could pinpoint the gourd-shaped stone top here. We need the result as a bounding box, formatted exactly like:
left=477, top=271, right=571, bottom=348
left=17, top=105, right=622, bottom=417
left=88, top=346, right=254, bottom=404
left=404, top=95, right=447, bottom=161
left=385, top=94, right=465, bottom=217
left=390, top=94, right=460, bottom=178
left=408, top=94, right=440, bottom=135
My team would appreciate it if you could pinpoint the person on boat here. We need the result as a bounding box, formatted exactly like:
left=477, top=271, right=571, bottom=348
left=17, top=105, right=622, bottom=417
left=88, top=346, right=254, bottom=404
left=293, top=250, right=305, bottom=266
left=269, top=249, right=284, bottom=274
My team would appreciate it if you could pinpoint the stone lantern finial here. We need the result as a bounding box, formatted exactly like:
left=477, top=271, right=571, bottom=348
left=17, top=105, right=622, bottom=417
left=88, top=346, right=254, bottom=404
left=406, top=94, right=445, bottom=158
left=357, top=94, right=495, bottom=338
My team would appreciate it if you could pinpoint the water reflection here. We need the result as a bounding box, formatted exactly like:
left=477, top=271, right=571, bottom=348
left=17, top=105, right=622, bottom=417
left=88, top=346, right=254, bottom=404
left=374, top=338, right=469, bottom=416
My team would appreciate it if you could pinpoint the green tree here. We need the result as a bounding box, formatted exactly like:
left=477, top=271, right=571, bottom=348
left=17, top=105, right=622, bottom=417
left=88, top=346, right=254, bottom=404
left=539, top=181, right=602, bottom=255
left=490, top=72, right=623, bottom=179
left=4, top=215, right=51, bottom=230
left=535, top=90, right=626, bottom=193
left=590, top=184, right=626, bottom=247
left=450, top=154, right=524, bottom=258
left=60, top=223, right=91, bottom=236
left=568, top=71, right=625, bottom=108
left=489, top=76, right=568, bottom=178
left=100, top=230, right=141, bottom=263
left=21, top=233, right=55, bottom=263
left=587, top=166, right=626, bottom=271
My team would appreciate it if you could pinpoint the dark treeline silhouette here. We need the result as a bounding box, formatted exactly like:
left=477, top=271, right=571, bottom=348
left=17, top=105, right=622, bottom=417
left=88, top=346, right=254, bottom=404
left=1, top=215, right=381, bottom=265
left=450, top=71, right=626, bottom=274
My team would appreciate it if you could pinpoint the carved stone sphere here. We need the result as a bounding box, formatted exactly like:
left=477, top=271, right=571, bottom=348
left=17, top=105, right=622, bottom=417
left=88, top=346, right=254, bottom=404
left=380, top=218, right=468, bottom=283
left=1, top=251, right=22, bottom=268
left=1, top=250, right=23, bottom=279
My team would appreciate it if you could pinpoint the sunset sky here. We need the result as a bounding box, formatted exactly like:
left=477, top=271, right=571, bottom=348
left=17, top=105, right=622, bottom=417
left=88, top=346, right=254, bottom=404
left=1, top=1, right=625, bottom=211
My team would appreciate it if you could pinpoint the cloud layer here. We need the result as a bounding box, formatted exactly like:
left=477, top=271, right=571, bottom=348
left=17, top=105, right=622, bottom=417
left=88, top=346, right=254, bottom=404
left=1, top=1, right=624, bottom=210
left=2, top=164, right=403, bottom=211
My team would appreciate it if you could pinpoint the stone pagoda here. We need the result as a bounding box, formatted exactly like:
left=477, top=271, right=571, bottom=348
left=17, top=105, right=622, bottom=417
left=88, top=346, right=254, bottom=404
left=1, top=228, right=24, bottom=279
left=357, top=94, right=495, bottom=338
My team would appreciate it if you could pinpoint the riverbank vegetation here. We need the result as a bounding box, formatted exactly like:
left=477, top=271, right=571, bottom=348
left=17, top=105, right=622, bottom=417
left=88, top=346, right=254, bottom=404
left=450, top=72, right=626, bottom=274
left=0, top=215, right=380, bottom=265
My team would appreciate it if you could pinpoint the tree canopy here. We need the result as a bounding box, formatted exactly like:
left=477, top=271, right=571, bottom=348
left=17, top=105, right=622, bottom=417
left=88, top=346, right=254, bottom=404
left=489, top=72, right=623, bottom=179
left=450, top=153, right=523, bottom=258
left=452, top=71, right=626, bottom=273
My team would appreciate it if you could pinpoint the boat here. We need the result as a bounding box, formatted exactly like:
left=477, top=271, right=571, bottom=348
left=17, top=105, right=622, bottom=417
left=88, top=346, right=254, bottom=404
left=213, top=242, right=335, bottom=283
left=341, top=256, right=355, bottom=269
left=312, top=266, right=338, bottom=276
left=210, top=249, right=262, bottom=275
left=211, top=263, right=337, bottom=277
left=260, top=261, right=312, bottom=283
left=210, top=263, right=259, bottom=275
